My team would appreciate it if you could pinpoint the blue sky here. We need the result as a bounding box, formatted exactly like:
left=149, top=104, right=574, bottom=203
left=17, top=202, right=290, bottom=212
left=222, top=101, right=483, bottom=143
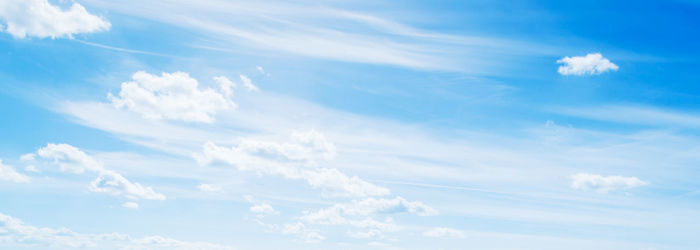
left=1, top=0, right=699, bottom=249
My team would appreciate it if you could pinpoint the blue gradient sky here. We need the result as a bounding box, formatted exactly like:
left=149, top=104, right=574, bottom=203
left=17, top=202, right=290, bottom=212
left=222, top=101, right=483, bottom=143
left=1, top=0, right=699, bottom=249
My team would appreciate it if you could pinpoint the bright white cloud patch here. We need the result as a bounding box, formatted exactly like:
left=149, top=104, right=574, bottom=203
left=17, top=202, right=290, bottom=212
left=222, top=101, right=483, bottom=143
left=90, top=170, right=165, bottom=200
left=557, top=53, right=618, bottom=75
left=0, top=212, right=233, bottom=249
left=108, top=71, right=236, bottom=123
left=34, top=143, right=165, bottom=200
left=0, top=160, right=30, bottom=183
left=0, top=0, right=110, bottom=39
left=570, top=173, right=646, bottom=193
left=297, top=197, right=435, bottom=239
left=423, top=227, right=465, bottom=238
left=301, top=196, right=437, bottom=225
left=195, top=131, right=387, bottom=197
left=37, top=143, right=102, bottom=174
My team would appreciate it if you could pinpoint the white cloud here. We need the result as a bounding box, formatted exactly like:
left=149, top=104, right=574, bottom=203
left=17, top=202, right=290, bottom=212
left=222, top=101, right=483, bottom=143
left=239, top=75, right=259, bottom=92
left=37, top=143, right=102, bottom=174
left=0, top=0, right=110, bottom=39
left=250, top=203, right=276, bottom=214
left=213, top=76, right=236, bottom=98
left=108, top=71, right=235, bottom=123
left=195, top=131, right=387, bottom=197
left=281, top=222, right=324, bottom=243
left=256, top=66, right=264, bottom=74
left=19, top=153, right=35, bottom=162
left=197, top=183, right=223, bottom=192
left=298, top=197, right=434, bottom=238
left=90, top=170, right=166, bottom=200
left=423, top=227, right=465, bottom=238
left=557, top=53, right=618, bottom=75
left=302, top=197, right=437, bottom=224
left=0, top=160, right=30, bottom=183
left=570, top=173, right=646, bottom=193
left=0, top=212, right=234, bottom=249
left=35, top=143, right=165, bottom=200
left=122, top=202, right=139, bottom=209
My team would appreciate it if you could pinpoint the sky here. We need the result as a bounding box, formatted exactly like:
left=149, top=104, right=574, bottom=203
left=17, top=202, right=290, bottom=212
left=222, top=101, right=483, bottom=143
left=0, top=0, right=699, bottom=249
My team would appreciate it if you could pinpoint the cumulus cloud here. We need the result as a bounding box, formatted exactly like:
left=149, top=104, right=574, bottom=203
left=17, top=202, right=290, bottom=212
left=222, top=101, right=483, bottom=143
left=301, top=196, right=437, bottom=226
left=0, top=160, right=30, bottom=183
left=90, top=170, right=166, bottom=200
left=195, top=131, right=388, bottom=197
left=557, top=53, right=618, bottom=75
left=34, top=143, right=165, bottom=200
left=37, top=143, right=102, bottom=174
left=423, top=227, right=465, bottom=238
left=108, top=71, right=236, bottom=123
left=297, top=197, right=435, bottom=239
left=0, top=0, right=110, bottom=39
left=570, top=173, right=646, bottom=193
left=0, top=212, right=234, bottom=249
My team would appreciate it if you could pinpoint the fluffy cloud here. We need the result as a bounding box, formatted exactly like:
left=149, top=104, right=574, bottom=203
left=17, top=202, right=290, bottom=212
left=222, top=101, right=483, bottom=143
left=298, top=197, right=435, bottom=239
left=570, top=173, right=646, bottom=193
left=90, top=170, right=165, bottom=200
left=301, top=196, right=437, bottom=225
left=0, top=212, right=234, bottom=249
left=195, top=131, right=388, bottom=197
left=557, top=53, right=618, bottom=75
left=37, top=143, right=102, bottom=174
left=423, top=227, right=465, bottom=238
left=108, top=71, right=236, bottom=123
left=0, top=0, right=110, bottom=39
left=0, top=160, right=30, bottom=183
left=34, top=143, right=165, bottom=200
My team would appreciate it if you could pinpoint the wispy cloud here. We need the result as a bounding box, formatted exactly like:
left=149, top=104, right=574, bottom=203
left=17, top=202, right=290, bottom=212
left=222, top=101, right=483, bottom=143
left=82, top=0, right=552, bottom=71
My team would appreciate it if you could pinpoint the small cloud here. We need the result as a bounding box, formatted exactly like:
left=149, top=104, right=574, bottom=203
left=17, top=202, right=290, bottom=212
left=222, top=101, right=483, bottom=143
left=256, top=66, right=265, bottom=74
left=19, top=153, right=35, bottom=162
left=239, top=75, right=259, bottom=92
left=122, top=202, right=139, bottom=209
left=0, top=160, right=30, bottom=183
left=423, top=227, right=465, bottom=238
left=557, top=53, right=618, bottom=75
left=570, top=173, right=646, bottom=193
left=197, top=183, right=223, bottom=192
